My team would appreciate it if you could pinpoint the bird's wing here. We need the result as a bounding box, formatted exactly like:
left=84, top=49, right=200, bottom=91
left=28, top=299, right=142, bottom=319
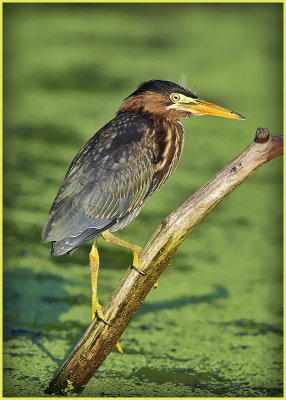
left=42, top=113, right=155, bottom=242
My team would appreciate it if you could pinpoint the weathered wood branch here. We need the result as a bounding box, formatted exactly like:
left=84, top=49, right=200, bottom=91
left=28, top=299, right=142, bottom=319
left=46, top=128, right=283, bottom=395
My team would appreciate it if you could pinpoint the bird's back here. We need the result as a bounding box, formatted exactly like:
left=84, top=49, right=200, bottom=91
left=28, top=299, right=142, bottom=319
left=42, top=113, right=157, bottom=255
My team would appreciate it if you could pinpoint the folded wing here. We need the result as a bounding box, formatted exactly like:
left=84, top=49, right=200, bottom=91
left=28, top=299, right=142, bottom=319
left=42, top=113, right=155, bottom=254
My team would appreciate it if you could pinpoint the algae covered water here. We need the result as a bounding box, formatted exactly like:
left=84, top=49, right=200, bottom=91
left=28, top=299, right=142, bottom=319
left=3, top=3, right=282, bottom=397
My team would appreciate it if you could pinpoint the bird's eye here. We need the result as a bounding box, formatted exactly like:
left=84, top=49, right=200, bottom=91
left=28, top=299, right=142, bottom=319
left=170, top=93, right=181, bottom=102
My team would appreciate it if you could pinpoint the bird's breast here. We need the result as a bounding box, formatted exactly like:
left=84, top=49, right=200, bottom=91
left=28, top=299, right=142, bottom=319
left=151, top=120, right=184, bottom=192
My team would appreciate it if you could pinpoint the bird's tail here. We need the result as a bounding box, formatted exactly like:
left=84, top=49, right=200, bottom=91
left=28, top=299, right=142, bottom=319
left=49, top=222, right=116, bottom=257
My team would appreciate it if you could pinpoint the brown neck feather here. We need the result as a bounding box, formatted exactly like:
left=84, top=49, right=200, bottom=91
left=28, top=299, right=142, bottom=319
left=118, top=92, right=171, bottom=120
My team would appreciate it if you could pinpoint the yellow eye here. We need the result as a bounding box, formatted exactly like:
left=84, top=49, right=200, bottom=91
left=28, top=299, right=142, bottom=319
left=170, top=93, right=181, bottom=102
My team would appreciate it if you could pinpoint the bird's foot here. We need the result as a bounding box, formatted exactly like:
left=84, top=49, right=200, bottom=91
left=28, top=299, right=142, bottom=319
left=92, top=300, right=111, bottom=325
left=130, top=264, right=146, bottom=275
left=92, top=300, right=123, bottom=353
left=131, top=249, right=146, bottom=275
left=153, top=280, right=159, bottom=289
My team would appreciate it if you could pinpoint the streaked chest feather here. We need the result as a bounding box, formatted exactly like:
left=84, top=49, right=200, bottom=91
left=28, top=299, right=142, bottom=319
left=152, top=120, right=184, bottom=191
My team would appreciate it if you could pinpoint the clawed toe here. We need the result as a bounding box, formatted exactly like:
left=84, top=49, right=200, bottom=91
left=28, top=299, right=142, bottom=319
left=130, top=264, right=146, bottom=275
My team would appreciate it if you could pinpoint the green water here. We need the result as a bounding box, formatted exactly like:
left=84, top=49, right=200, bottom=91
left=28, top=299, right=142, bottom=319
left=3, top=3, right=283, bottom=397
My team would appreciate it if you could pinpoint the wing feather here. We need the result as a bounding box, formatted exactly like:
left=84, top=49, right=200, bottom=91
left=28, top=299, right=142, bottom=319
left=42, top=113, right=155, bottom=245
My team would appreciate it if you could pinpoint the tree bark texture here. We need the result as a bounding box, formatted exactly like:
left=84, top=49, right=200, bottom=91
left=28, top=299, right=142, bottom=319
left=46, top=128, right=283, bottom=395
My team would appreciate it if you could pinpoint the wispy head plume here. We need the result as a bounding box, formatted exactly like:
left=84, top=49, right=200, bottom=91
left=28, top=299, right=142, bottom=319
left=179, top=72, right=197, bottom=96
left=179, top=71, right=188, bottom=88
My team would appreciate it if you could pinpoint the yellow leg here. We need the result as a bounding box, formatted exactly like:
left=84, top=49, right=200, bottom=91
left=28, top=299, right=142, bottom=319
left=153, top=281, right=159, bottom=289
left=89, top=237, right=123, bottom=353
left=100, top=230, right=147, bottom=354
left=89, top=239, right=108, bottom=323
left=101, top=230, right=145, bottom=274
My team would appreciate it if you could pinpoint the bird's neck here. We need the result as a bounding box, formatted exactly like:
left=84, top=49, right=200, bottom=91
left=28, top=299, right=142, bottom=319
left=117, top=94, right=185, bottom=191
left=150, top=118, right=185, bottom=192
left=117, top=93, right=171, bottom=120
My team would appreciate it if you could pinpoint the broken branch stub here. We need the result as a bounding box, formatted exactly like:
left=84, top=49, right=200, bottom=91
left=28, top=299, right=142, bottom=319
left=46, top=128, right=283, bottom=395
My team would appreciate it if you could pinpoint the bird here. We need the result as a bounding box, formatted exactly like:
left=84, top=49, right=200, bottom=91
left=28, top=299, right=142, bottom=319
left=42, top=79, right=245, bottom=334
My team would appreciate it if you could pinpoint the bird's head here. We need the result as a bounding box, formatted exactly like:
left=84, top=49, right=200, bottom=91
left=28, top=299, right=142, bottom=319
left=118, top=79, right=245, bottom=121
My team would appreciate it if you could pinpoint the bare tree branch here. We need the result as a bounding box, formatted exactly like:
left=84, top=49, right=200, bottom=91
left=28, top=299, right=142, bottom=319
left=46, top=128, right=283, bottom=395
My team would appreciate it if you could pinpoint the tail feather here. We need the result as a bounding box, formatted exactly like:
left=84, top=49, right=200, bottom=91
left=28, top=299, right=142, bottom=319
left=50, top=219, right=117, bottom=256
left=51, top=242, right=55, bottom=258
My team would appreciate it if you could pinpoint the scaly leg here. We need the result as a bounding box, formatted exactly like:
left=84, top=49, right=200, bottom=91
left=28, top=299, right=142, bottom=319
left=101, top=230, right=160, bottom=288
left=101, top=230, right=144, bottom=273
left=89, top=238, right=123, bottom=354
left=99, top=230, right=157, bottom=351
left=89, top=238, right=108, bottom=323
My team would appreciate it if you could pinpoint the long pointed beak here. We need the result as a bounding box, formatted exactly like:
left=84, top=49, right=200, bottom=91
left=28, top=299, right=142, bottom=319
left=185, top=98, right=245, bottom=120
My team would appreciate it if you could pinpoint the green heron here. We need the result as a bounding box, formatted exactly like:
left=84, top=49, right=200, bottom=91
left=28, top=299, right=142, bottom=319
left=42, top=79, right=244, bottom=339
